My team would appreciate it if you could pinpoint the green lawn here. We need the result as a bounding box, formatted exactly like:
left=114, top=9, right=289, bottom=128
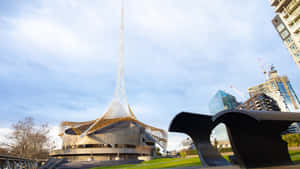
left=91, top=150, right=300, bottom=169
left=90, top=157, right=201, bottom=169
left=290, top=150, right=300, bottom=163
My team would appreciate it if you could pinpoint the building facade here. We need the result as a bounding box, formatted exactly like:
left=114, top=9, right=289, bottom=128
left=209, top=90, right=241, bottom=115
left=50, top=121, right=157, bottom=161
left=248, top=66, right=300, bottom=112
left=269, top=0, right=300, bottom=69
left=50, top=3, right=167, bottom=161
left=208, top=90, right=240, bottom=142
left=238, top=93, right=281, bottom=111
left=238, top=93, right=300, bottom=133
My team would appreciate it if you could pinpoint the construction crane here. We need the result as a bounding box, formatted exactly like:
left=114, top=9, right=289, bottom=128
left=257, top=57, right=269, bottom=80
left=230, top=85, right=246, bottom=101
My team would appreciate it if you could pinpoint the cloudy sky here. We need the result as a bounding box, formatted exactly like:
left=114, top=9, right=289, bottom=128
left=0, top=0, right=299, bottom=150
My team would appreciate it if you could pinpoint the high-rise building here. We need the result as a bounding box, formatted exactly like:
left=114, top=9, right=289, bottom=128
left=209, top=90, right=241, bottom=115
left=248, top=66, right=300, bottom=112
left=208, top=90, right=240, bottom=142
left=268, top=0, right=300, bottom=69
left=237, top=93, right=281, bottom=111
left=237, top=93, right=300, bottom=133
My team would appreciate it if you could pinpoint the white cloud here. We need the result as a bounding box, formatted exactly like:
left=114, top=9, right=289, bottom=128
left=0, top=128, right=12, bottom=146
left=127, top=0, right=255, bottom=48
left=16, top=19, right=90, bottom=57
left=0, top=1, right=118, bottom=74
left=167, top=133, right=187, bottom=151
left=48, top=126, right=62, bottom=150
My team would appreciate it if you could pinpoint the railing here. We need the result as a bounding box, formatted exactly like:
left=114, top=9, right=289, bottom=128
left=0, top=154, right=43, bottom=169
left=38, top=158, right=66, bottom=169
left=50, top=147, right=150, bottom=156
left=275, top=0, right=292, bottom=12
left=270, top=0, right=279, bottom=6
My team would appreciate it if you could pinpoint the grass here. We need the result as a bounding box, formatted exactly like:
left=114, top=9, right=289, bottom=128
left=91, top=150, right=300, bottom=169
left=290, top=150, right=300, bottom=163
left=90, top=157, right=201, bottom=169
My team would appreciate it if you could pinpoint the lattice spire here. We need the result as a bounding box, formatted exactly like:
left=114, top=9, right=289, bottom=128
left=114, top=0, right=126, bottom=104
left=103, top=0, right=135, bottom=119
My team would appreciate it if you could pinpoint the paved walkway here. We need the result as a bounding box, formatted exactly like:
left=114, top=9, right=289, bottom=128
left=56, top=160, right=142, bottom=169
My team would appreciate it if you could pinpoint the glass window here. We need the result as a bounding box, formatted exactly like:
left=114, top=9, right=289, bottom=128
left=290, top=43, right=298, bottom=51
left=286, top=82, right=300, bottom=108
left=281, top=30, right=289, bottom=39
left=277, top=82, right=293, bottom=111
left=285, top=37, right=293, bottom=44
left=209, top=93, right=225, bottom=115
left=277, top=23, right=285, bottom=32
left=208, top=91, right=240, bottom=115
left=295, top=51, right=300, bottom=58
left=271, top=82, right=276, bottom=89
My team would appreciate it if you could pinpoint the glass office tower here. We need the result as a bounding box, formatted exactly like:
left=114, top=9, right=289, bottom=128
left=209, top=90, right=241, bottom=115
left=208, top=90, right=240, bottom=142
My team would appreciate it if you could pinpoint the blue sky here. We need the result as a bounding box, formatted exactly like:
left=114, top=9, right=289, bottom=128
left=0, top=0, right=299, bottom=150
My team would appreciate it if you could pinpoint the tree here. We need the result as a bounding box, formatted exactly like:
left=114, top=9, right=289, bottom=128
left=179, top=150, right=187, bottom=158
left=0, top=146, right=9, bottom=155
left=282, top=134, right=300, bottom=147
left=213, top=138, right=219, bottom=148
left=155, top=147, right=162, bottom=156
left=6, top=117, right=53, bottom=159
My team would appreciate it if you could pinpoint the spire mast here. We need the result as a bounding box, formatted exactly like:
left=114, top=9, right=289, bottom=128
left=114, top=0, right=128, bottom=106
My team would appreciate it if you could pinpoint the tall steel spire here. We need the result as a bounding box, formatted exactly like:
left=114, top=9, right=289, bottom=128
left=75, top=1, right=167, bottom=148
left=114, top=0, right=127, bottom=105
left=102, top=0, right=135, bottom=119
left=80, top=0, right=133, bottom=137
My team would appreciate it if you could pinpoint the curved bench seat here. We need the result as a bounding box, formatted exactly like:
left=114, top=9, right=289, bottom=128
left=169, top=110, right=300, bottom=168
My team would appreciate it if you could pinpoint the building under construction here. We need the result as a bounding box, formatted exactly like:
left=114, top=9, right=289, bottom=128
left=50, top=1, right=167, bottom=161
left=237, top=93, right=281, bottom=111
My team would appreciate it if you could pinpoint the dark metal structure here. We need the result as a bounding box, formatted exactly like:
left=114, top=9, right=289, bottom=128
left=0, top=154, right=40, bottom=169
left=169, top=110, right=300, bottom=168
left=169, top=113, right=230, bottom=167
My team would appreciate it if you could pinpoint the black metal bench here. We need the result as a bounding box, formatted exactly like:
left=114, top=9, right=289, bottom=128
left=169, top=110, right=300, bottom=168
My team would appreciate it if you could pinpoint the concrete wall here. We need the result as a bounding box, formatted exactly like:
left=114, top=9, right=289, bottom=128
left=51, top=121, right=156, bottom=161
left=51, top=147, right=152, bottom=156
left=54, top=154, right=140, bottom=161
left=62, top=122, right=147, bottom=147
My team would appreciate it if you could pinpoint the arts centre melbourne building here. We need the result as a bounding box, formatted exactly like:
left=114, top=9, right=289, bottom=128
left=50, top=3, right=167, bottom=161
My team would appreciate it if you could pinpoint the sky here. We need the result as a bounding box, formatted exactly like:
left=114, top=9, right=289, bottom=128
left=0, top=0, right=300, bottom=151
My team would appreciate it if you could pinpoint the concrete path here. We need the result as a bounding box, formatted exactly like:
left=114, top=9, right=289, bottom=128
left=55, top=160, right=142, bottom=169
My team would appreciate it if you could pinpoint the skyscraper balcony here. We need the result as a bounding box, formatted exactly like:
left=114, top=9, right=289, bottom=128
left=286, top=0, right=300, bottom=13
left=270, top=0, right=280, bottom=6
left=275, top=0, right=292, bottom=12
left=293, top=25, right=300, bottom=33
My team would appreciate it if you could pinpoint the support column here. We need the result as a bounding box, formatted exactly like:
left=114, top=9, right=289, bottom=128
left=6, top=160, right=11, bottom=169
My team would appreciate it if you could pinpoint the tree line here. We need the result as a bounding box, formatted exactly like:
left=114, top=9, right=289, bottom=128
left=0, top=117, right=54, bottom=159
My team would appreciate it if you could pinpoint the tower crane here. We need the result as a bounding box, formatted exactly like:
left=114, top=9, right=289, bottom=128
left=230, top=85, right=247, bottom=101
left=257, top=57, right=269, bottom=80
